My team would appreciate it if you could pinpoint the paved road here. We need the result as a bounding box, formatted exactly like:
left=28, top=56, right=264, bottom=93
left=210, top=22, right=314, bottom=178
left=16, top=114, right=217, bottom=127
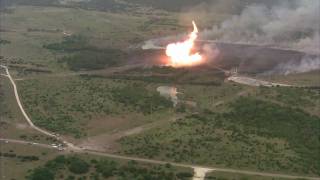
left=1, top=65, right=319, bottom=180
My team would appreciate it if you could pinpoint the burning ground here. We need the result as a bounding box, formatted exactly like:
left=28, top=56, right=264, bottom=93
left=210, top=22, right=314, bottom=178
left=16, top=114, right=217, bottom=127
left=141, top=0, right=320, bottom=76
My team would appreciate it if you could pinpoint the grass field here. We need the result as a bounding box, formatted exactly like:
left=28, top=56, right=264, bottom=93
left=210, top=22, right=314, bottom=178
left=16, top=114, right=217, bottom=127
left=205, top=171, right=296, bottom=180
left=17, top=75, right=175, bottom=139
left=1, top=2, right=319, bottom=179
left=0, top=5, right=184, bottom=71
left=0, top=142, right=59, bottom=180
left=259, top=70, right=320, bottom=87
left=10, top=65, right=320, bottom=176
left=15, top=65, right=244, bottom=138
left=119, top=96, right=320, bottom=176
left=26, top=154, right=193, bottom=180
left=257, top=86, right=320, bottom=116
left=0, top=142, right=193, bottom=180
left=0, top=76, right=58, bottom=144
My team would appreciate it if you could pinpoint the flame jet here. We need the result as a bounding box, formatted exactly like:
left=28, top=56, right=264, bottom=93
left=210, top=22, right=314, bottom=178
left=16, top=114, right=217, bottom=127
left=165, top=21, right=203, bottom=67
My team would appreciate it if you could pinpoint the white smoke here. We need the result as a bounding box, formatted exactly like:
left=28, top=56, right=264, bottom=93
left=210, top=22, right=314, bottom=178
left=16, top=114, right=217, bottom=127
left=142, top=34, right=187, bottom=50
left=201, top=0, right=320, bottom=54
left=292, top=33, right=320, bottom=54
left=141, top=0, right=319, bottom=74
left=265, top=55, right=320, bottom=75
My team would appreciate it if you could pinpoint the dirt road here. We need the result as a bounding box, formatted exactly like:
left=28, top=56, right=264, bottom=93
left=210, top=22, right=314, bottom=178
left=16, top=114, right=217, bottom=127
left=2, top=138, right=320, bottom=180
left=0, top=65, right=80, bottom=151
left=1, top=65, right=319, bottom=180
left=228, top=75, right=291, bottom=87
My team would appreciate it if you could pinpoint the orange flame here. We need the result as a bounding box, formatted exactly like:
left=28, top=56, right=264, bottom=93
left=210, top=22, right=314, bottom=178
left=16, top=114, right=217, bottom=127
left=165, top=21, right=203, bottom=67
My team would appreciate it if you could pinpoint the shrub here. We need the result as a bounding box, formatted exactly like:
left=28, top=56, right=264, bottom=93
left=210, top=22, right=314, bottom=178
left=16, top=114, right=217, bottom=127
left=68, top=157, right=90, bottom=174
left=176, top=172, right=193, bottom=179
left=95, top=160, right=118, bottom=178
left=28, top=167, right=54, bottom=180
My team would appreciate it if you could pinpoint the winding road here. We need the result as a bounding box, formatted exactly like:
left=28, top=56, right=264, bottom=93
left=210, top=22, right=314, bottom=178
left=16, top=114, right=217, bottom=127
left=0, top=65, right=80, bottom=151
left=1, top=65, right=319, bottom=180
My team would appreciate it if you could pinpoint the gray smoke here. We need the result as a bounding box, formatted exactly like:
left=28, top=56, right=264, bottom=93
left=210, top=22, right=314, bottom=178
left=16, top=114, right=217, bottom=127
left=141, top=0, right=320, bottom=75
left=265, top=55, right=320, bottom=75
left=201, top=0, right=320, bottom=54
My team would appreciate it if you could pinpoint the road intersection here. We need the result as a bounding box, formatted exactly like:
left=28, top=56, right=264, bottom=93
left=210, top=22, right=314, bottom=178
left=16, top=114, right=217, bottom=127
left=1, top=65, right=319, bottom=180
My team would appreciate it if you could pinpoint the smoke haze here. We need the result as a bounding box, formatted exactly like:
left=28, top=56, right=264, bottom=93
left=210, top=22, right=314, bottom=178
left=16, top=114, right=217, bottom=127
left=142, top=0, right=320, bottom=75
left=201, top=0, right=320, bottom=54
left=265, top=55, right=320, bottom=75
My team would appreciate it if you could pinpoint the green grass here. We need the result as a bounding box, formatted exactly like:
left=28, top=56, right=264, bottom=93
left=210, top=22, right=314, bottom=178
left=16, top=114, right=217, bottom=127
left=111, top=84, right=173, bottom=115
left=17, top=76, right=174, bottom=138
left=43, top=34, right=128, bottom=71
left=0, top=2, right=241, bottom=74
left=15, top=65, right=237, bottom=138
left=0, top=5, right=182, bottom=72
left=59, top=49, right=126, bottom=71
left=205, top=171, right=296, bottom=180
left=27, top=154, right=193, bottom=180
left=259, top=70, right=320, bottom=87
left=0, top=142, right=193, bottom=180
left=0, top=76, right=58, bottom=144
left=257, top=86, right=320, bottom=116
left=1, top=3, right=319, bottom=179
left=122, top=0, right=285, bottom=12
left=0, top=143, right=59, bottom=180
left=119, top=97, right=320, bottom=175
left=176, top=82, right=244, bottom=111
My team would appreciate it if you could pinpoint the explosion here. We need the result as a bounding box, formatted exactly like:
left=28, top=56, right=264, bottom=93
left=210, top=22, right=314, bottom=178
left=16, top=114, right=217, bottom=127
left=165, top=21, right=203, bottom=67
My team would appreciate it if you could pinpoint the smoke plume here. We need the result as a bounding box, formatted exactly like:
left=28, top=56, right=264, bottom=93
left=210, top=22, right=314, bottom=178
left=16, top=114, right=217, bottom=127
left=141, top=0, right=319, bottom=75
left=201, top=0, right=320, bottom=54
left=264, top=55, right=320, bottom=75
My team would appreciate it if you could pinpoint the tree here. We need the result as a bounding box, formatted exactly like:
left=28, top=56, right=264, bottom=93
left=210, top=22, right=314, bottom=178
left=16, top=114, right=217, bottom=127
left=95, top=160, right=118, bottom=178
left=68, top=157, right=90, bottom=174
left=28, top=167, right=54, bottom=180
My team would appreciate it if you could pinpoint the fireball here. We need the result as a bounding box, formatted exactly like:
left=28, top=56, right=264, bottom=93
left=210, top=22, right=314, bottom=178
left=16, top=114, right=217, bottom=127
left=165, top=21, right=203, bottom=67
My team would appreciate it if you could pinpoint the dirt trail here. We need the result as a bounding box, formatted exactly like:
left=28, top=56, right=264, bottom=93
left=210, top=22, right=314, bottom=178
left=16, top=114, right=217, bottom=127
left=0, top=65, right=80, bottom=151
left=78, top=115, right=181, bottom=152
left=2, top=138, right=319, bottom=180
left=228, top=75, right=291, bottom=87
left=1, top=65, right=319, bottom=180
